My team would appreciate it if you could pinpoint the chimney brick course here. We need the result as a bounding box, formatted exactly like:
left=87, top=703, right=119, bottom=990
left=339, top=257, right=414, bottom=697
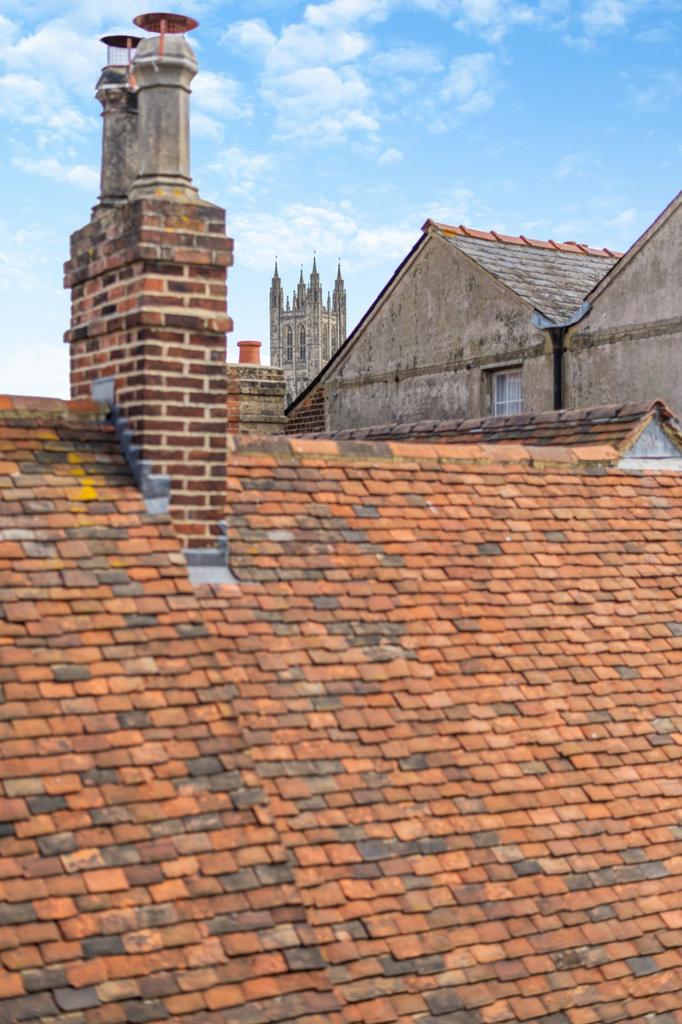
left=65, top=197, right=233, bottom=546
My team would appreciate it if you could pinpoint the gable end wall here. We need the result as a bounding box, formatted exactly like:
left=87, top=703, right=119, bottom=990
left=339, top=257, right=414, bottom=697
left=566, top=200, right=682, bottom=409
left=323, top=235, right=552, bottom=430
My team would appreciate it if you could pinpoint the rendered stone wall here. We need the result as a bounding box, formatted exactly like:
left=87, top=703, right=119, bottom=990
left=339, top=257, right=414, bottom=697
left=565, top=199, right=682, bottom=410
left=65, top=196, right=233, bottom=547
left=323, top=234, right=552, bottom=431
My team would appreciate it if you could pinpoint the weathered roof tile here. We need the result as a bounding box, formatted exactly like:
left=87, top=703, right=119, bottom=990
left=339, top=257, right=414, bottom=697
left=424, top=220, right=622, bottom=321
left=321, top=399, right=677, bottom=454
left=6, top=397, right=682, bottom=1022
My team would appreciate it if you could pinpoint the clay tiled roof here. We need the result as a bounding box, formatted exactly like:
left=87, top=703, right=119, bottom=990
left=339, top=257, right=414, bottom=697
left=425, top=220, right=622, bottom=322
left=0, top=397, right=340, bottom=1024
left=319, top=399, right=677, bottom=450
left=6, top=399, right=682, bottom=1023
left=211, top=433, right=682, bottom=1024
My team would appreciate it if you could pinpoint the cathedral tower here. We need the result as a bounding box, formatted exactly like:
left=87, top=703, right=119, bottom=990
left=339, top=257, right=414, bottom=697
left=270, top=258, right=346, bottom=404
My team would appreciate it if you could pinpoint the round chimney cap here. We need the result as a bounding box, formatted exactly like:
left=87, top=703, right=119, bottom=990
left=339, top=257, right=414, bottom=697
left=100, top=34, right=142, bottom=49
left=133, top=12, right=199, bottom=33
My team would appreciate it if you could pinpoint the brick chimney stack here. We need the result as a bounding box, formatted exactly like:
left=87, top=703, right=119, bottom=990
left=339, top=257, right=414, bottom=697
left=64, top=14, right=233, bottom=552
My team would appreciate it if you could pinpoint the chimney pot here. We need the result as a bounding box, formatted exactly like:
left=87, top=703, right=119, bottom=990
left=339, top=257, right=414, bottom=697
left=100, top=34, right=141, bottom=67
left=128, top=13, right=200, bottom=200
left=238, top=341, right=262, bottom=366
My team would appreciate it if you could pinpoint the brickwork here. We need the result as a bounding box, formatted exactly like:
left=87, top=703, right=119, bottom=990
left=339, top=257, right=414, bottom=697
left=284, top=385, right=326, bottom=434
left=64, top=197, right=233, bottom=546
left=226, top=364, right=286, bottom=435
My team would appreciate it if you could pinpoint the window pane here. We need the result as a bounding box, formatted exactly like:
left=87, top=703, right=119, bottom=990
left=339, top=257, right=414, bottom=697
left=493, top=369, right=522, bottom=415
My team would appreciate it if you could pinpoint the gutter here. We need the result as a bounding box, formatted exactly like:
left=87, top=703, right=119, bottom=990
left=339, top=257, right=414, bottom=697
left=532, top=301, right=591, bottom=411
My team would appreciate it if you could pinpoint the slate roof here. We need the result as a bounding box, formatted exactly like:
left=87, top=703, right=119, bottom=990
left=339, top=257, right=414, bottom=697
left=318, top=399, right=677, bottom=450
left=6, top=396, right=682, bottom=1023
left=425, top=221, right=622, bottom=323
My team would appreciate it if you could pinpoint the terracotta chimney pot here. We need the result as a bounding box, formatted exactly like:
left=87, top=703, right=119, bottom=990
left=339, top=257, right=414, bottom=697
left=238, top=341, right=261, bottom=365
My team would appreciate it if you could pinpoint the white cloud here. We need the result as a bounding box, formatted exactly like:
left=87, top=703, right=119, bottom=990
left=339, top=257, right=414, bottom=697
left=304, top=0, right=391, bottom=29
left=582, top=0, right=636, bottom=33
left=222, top=18, right=277, bottom=49
left=225, top=1, right=388, bottom=142
left=606, top=207, right=638, bottom=231
left=628, top=69, right=682, bottom=111
left=553, top=151, right=603, bottom=179
left=424, top=185, right=492, bottom=227
left=0, top=72, right=54, bottom=121
left=370, top=45, right=443, bottom=75
left=441, top=52, right=498, bottom=113
left=411, top=0, right=573, bottom=41
left=450, top=0, right=542, bottom=42
left=230, top=200, right=415, bottom=274
left=13, top=156, right=99, bottom=190
left=378, top=147, right=404, bottom=164
left=265, top=64, right=378, bottom=142
left=1, top=22, right=101, bottom=90
left=208, top=147, right=272, bottom=195
left=193, top=70, right=251, bottom=119
left=0, top=223, right=51, bottom=292
left=565, top=0, right=646, bottom=43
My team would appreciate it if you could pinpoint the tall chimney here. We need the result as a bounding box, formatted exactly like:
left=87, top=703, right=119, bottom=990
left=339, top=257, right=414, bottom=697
left=65, top=13, right=232, bottom=552
left=129, top=14, right=198, bottom=199
left=96, top=36, right=140, bottom=208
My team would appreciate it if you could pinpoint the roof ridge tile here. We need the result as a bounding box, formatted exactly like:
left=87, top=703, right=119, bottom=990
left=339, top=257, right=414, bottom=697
left=233, top=433, right=620, bottom=468
left=0, top=394, right=106, bottom=423
left=425, top=220, right=623, bottom=258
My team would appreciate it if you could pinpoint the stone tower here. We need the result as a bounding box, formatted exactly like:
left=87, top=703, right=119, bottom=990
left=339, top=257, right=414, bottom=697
left=270, top=258, right=347, bottom=404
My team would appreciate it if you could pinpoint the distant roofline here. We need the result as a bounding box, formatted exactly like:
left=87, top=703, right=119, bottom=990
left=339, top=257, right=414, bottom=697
left=312, top=398, right=677, bottom=448
left=423, top=219, right=623, bottom=259
left=285, top=217, right=624, bottom=418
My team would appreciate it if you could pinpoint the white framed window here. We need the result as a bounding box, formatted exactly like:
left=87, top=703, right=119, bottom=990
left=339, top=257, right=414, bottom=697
left=491, top=367, right=523, bottom=416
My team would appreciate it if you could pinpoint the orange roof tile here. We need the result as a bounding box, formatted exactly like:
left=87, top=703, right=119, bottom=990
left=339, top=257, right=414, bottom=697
left=5, top=401, right=682, bottom=1023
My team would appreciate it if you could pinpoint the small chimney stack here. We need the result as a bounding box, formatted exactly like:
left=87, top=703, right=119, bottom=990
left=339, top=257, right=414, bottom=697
left=96, top=35, right=140, bottom=208
left=129, top=13, right=199, bottom=199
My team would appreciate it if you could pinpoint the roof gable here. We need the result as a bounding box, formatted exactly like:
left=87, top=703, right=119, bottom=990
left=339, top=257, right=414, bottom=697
left=286, top=218, right=622, bottom=416
left=426, top=220, right=621, bottom=322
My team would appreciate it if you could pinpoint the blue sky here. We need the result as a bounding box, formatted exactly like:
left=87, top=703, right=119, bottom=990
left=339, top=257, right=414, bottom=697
left=1, top=0, right=680, bottom=398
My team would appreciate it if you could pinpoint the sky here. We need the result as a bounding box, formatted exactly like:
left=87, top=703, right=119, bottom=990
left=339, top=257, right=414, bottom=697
left=0, top=0, right=680, bottom=398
